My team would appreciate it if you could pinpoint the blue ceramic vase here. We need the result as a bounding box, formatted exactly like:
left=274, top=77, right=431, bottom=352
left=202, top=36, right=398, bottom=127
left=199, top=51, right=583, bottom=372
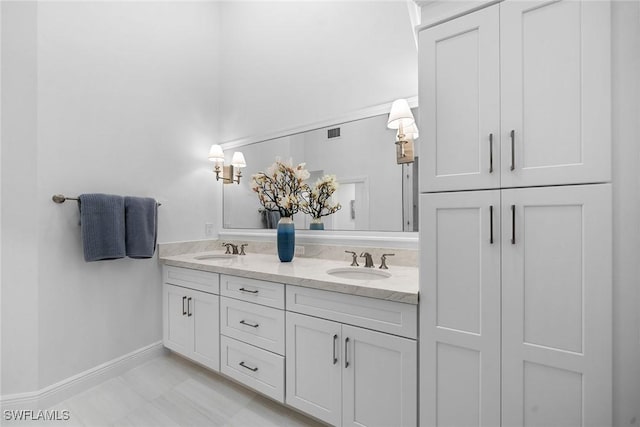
left=277, top=216, right=295, bottom=262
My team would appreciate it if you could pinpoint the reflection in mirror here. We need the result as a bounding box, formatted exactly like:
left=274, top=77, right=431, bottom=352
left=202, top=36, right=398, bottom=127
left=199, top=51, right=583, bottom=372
left=222, top=110, right=419, bottom=232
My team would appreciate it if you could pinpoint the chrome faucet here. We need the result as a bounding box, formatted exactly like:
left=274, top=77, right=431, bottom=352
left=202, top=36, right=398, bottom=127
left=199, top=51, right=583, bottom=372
left=379, top=253, right=395, bottom=269
left=360, top=252, right=374, bottom=268
left=345, top=251, right=359, bottom=267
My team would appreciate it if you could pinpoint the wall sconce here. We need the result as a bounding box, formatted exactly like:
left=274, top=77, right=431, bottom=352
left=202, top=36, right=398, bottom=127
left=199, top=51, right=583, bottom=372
left=396, top=122, right=419, bottom=164
left=208, top=144, right=246, bottom=184
left=387, top=99, right=418, bottom=164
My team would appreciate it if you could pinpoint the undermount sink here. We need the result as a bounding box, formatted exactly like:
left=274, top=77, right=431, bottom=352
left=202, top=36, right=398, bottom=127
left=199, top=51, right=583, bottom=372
left=326, top=267, right=391, bottom=281
left=193, top=254, right=237, bottom=260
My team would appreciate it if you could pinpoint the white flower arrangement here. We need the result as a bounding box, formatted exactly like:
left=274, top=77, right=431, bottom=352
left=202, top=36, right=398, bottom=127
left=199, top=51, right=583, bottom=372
left=300, top=175, right=342, bottom=220
left=251, top=159, right=310, bottom=218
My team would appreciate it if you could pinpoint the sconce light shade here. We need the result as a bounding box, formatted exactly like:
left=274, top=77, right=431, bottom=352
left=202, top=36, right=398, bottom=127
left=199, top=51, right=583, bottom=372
left=390, top=105, right=417, bottom=165
left=387, top=99, right=415, bottom=130
left=209, top=145, right=246, bottom=184
left=231, top=152, right=246, bottom=168
left=208, top=144, right=225, bottom=162
left=402, top=123, right=420, bottom=140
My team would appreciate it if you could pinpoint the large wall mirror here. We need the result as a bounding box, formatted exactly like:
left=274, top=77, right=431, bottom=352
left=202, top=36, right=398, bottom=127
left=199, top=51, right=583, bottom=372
left=222, top=107, right=419, bottom=232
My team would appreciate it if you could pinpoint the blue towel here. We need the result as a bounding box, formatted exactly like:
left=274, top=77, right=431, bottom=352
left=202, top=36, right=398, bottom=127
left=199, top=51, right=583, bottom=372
left=78, top=194, right=126, bottom=262
left=124, top=196, right=158, bottom=259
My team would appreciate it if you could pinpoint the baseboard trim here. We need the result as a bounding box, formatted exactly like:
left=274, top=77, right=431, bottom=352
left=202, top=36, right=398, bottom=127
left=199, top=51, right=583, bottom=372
left=1, top=341, right=166, bottom=411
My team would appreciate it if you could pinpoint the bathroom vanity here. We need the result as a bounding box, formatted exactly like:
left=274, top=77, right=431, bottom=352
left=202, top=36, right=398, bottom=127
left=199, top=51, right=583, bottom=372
left=159, top=250, right=419, bottom=427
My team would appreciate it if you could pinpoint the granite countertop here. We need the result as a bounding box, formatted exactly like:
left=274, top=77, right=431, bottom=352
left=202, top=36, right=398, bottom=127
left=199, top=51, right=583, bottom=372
left=159, top=251, right=419, bottom=305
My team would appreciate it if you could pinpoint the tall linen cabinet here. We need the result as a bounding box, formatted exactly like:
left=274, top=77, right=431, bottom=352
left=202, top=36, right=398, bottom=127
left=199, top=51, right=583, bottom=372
left=418, top=1, right=612, bottom=426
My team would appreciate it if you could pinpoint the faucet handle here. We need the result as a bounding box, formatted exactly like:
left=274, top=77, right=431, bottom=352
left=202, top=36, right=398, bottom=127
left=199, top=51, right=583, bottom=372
left=345, top=251, right=359, bottom=267
left=222, top=242, right=232, bottom=254
left=239, top=243, right=248, bottom=255
left=379, top=253, right=395, bottom=269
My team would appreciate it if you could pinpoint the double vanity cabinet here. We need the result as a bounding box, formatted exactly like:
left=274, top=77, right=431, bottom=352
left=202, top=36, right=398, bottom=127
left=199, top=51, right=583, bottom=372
left=161, top=259, right=418, bottom=427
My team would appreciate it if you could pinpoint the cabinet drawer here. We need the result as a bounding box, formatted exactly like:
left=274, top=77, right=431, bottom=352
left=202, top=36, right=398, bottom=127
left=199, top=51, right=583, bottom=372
left=220, top=336, right=284, bottom=403
left=286, top=285, right=417, bottom=339
left=220, top=275, right=284, bottom=309
left=220, top=297, right=285, bottom=355
left=163, top=266, right=219, bottom=294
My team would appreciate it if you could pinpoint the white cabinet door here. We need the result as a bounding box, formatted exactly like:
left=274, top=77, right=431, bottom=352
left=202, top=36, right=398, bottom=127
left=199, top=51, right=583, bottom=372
left=419, top=5, right=500, bottom=192
left=190, top=289, right=220, bottom=372
left=285, top=312, right=342, bottom=426
left=501, top=184, right=612, bottom=426
left=342, top=325, right=417, bottom=427
left=419, top=191, right=501, bottom=427
left=500, top=0, right=611, bottom=187
left=163, top=284, right=220, bottom=372
left=163, top=284, right=192, bottom=356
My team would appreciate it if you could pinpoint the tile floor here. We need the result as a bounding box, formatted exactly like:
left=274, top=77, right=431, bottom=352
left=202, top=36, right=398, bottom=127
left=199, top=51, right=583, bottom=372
left=6, top=353, right=325, bottom=426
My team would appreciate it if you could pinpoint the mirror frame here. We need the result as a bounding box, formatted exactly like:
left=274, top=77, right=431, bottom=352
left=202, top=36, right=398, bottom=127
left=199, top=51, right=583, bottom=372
left=216, top=97, right=419, bottom=250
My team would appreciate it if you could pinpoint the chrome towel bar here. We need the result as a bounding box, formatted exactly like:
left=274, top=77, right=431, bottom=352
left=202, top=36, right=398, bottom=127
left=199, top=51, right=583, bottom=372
left=52, top=194, right=161, bottom=206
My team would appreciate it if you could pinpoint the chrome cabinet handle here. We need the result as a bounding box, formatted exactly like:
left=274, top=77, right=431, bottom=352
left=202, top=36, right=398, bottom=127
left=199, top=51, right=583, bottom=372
left=187, top=297, right=193, bottom=317
left=345, top=337, right=350, bottom=368
left=182, top=296, right=187, bottom=316
left=239, top=361, right=258, bottom=372
left=511, top=205, right=516, bottom=244
left=239, top=287, right=259, bottom=294
left=239, top=320, right=259, bottom=328
left=510, top=130, right=515, bottom=171
left=489, top=133, right=494, bottom=173
left=333, top=334, right=338, bottom=365
left=489, top=205, right=494, bottom=244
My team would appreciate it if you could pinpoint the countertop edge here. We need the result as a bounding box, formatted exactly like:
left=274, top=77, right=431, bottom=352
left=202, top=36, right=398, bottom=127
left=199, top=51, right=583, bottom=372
left=160, top=258, right=419, bottom=305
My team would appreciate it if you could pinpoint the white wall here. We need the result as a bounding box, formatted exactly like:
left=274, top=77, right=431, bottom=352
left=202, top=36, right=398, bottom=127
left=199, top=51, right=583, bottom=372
left=218, top=1, right=418, bottom=142
left=1, top=1, right=221, bottom=395
left=1, top=1, right=40, bottom=396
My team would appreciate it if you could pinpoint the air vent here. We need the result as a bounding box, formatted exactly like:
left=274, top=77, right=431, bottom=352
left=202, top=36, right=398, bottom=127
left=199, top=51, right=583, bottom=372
left=327, top=127, right=341, bottom=139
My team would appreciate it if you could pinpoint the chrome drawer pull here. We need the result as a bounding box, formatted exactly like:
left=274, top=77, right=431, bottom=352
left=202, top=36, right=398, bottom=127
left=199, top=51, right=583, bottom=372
left=239, top=287, right=259, bottom=294
left=345, top=337, right=350, bottom=368
left=187, top=297, right=193, bottom=317
left=239, top=361, right=258, bottom=372
left=511, top=204, right=516, bottom=244
left=182, top=296, right=187, bottom=316
left=239, top=320, right=259, bottom=328
left=489, top=133, right=494, bottom=173
left=333, top=334, right=338, bottom=365
left=489, top=205, right=494, bottom=244
left=510, top=130, right=516, bottom=171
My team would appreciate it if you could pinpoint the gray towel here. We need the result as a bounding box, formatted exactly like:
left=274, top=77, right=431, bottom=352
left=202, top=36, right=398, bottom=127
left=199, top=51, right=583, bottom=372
left=124, top=196, right=158, bottom=259
left=266, top=210, right=280, bottom=229
left=79, top=194, right=126, bottom=262
left=267, top=211, right=280, bottom=228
